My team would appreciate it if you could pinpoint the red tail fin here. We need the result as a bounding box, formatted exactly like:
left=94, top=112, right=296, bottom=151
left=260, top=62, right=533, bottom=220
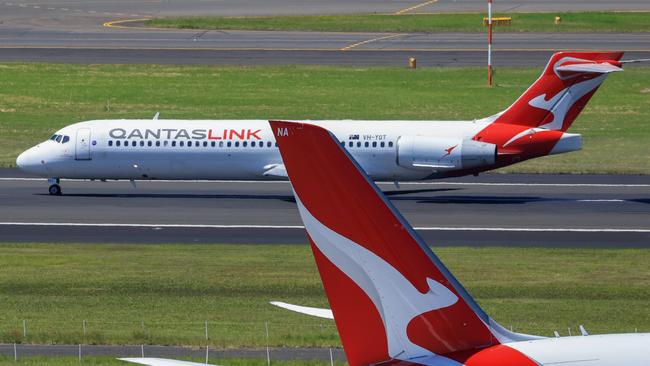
left=270, top=121, right=535, bottom=366
left=493, top=51, right=623, bottom=131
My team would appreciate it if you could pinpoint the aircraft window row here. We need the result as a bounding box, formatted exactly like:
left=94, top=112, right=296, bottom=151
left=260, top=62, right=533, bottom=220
left=49, top=134, right=70, bottom=144
left=345, top=141, right=393, bottom=148
left=107, top=140, right=279, bottom=148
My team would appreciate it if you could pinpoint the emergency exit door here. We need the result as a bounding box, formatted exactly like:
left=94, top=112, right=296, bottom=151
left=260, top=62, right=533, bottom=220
left=75, top=128, right=91, bottom=160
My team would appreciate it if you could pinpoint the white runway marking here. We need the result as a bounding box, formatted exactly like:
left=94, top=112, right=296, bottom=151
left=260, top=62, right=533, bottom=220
left=1, top=177, right=649, bottom=188
left=0, top=222, right=648, bottom=233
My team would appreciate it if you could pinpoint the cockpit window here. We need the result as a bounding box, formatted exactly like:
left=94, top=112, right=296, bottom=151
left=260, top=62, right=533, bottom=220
left=50, top=134, right=58, bottom=141
left=62, top=136, right=70, bottom=144
left=55, top=135, right=63, bottom=143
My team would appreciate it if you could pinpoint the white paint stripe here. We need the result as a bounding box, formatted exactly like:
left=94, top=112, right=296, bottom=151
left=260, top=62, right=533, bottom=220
left=0, top=222, right=647, bottom=232
left=1, top=177, right=648, bottom=188
left=577, top=199, right=625, bottom=202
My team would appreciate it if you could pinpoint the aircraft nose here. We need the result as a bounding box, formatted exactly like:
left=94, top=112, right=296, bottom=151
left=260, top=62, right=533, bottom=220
left=16, top=147, right=44, bottom=174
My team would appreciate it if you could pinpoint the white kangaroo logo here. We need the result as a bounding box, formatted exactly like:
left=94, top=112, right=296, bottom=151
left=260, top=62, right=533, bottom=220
left=296, top=197, right=459, bottom=362
left=527, top=57, right=607, bottom=131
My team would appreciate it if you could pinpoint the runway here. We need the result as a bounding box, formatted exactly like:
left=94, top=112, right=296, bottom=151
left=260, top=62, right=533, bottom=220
left=1, top=171, right=648, bottom=247
left=1, top=1, right=649, bottom=65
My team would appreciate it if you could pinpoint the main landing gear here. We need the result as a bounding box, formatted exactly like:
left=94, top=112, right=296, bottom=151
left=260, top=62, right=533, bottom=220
left=48, top=178, right=62, bottom=196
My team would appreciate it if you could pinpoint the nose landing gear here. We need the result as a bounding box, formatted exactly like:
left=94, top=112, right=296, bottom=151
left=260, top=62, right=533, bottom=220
left=48, top=178, right=62, bottom=196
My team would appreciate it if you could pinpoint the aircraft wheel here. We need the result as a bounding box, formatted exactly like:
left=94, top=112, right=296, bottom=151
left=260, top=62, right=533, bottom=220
left=48, top=184, right=62, bottom=196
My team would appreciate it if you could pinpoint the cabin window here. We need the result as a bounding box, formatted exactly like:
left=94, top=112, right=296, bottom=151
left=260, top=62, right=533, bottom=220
left=259, top=142, right=264, bottom=148
left=187, top=141, right=192, bottom=147
left=156, top=141, right=160, bottom=147
left=125, top=141, right=130, bottom=148
left=275, top=142, right=278, bottom=147
left=227, top=141, right=232, bottom=147
left=243, top=141, right=248, bottom=147
left=147, top=141, right=152, bottom=147
left=180, top=141, right=185, bottom=147
left=388, top=141, right=393, bottom=147
left=219, top=141, right=224, bottom=148
left=380, top=141, right=385, bottom=148
left=364, top=142, right=369, bottom=148
left=348, top=141, right=353, bottom=148
left=211, top=141, right=216, bottom=147
left=372, top=141, right=377, bottom=148
left=108, top=140, right=113, bottom=147
left=139, top=141, right=144, bottom=147
left=357, top=142, right=361, bottom=147
left=267, top=141, right=272, bottom=147
left=131, top=141, right=136, bottom=147
left=172, top=141, right=176, bottom=147
left=115, top=141, right=120, bottom=147
left=163, top=141, right=168, bottom=147
left=203, top=141, right=208, bottom=147
left=235, top=141, right=240, bottom=147
left=251, top=141, right=256, bottom=147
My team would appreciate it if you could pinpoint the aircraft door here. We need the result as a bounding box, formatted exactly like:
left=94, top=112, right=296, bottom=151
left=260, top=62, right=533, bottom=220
left=75, top=128, right=92, bottom=160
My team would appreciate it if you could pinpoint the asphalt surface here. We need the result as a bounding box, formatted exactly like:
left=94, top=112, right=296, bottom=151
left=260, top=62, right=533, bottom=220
left=1, top=1, right=649, bottom=65
left=1, top=171, right=648, bottom=247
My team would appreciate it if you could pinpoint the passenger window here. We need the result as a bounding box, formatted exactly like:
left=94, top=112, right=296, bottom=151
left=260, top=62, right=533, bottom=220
left=132, top=141, right=137, bottom=147
left=235, top=141, right=240, bottom=147
left=227, top=141, right=232, bottom=147
left=116, top=141, right=120, bottom=147
left=251, top=141, right=256, bottom=147
left=125, top=141, right=129, bottom=148
left=357, top=142, right=361, bottom=147
left=219, top=141, right=224, bottom=147
left=267, top=141, right=272, bottom=147
left=372, top=141, right=377, bottom=147
left=180, top=141, right=185, bottom=147
left=380, top=141, right=385, bottom=148
left=147, top=141, right=152, bottom=147
left=388, top=141, right=393, bottom=147
left=243, top=141, right=248, bottom=147
left=108, top=140, right=113, bottom=147
left=172, top=141, right=177, bottom=147
left=55, top=135, right=62, bottom=143
left=62, top=136, right=70, bottom=144
left=163, top=141, right=168, bottom=147
left=364, top=142, right=369, bottom=148
left=348, top=141, right=353, bottom=147
left=275, top=142, right=278, bottom=147
left=156, top=141, right=160, bottom=147
left=211, top=141, right=216, bottom=147
left=140, top=141, right=144, bottom=147
left=187, top=141, right=192, bottom=147
left=259, top=142, right=264, bottom=148
left=203, top=141, right=208, bottom=147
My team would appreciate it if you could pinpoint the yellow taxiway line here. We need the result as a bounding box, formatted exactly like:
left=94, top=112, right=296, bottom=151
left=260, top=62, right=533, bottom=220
left=394, top=0, right=439, bottom=15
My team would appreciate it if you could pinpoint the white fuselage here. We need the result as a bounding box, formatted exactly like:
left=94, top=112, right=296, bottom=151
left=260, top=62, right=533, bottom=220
left=17, top=119, right=490, bottom=181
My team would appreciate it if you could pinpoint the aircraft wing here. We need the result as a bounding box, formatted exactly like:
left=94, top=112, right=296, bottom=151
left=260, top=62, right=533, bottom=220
left=270, top=301, right=333, bottom=319
left=119, top=358, right=218, bottom=366
left=262, top=164, right=287, bottom=178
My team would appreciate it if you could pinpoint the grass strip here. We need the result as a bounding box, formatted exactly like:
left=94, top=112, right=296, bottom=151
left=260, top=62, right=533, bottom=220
left=0, top=356, right=344, bottom=366
left=0, top=244, right=648, bottom=347
left=145, top=12, right=650, bottom=33
left=1, top=63, right=649, bottom=173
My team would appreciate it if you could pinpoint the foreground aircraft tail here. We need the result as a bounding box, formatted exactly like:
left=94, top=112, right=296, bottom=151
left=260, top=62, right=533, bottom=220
left=487, top=51, right=623, bottom=131
left=271, top=120, right=539, bottom=366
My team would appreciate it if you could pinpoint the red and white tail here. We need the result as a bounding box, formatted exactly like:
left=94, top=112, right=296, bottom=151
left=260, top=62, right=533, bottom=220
left=271, top=121, right=538, bottom=366
left=491, top=51, right=623, bottom=131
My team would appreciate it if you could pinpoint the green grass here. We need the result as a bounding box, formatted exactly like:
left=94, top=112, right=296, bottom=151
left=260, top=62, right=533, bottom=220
left=0, top=356, right=344, bottom=366
left=1, top=63, right=649, bottom=173
left=0, top=244, right=649, bottom=348
left=145, top=12, right=650, bottom=33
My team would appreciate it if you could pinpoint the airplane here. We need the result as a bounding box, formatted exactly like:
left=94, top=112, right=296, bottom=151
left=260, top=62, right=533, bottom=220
left=17, top=51, right=626, bottom=195
left=117, top=120, right=649, bottom=366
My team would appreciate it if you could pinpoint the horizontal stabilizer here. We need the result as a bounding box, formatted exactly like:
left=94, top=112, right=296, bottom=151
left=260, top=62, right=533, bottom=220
left=119, top=358, right=217, bottom=366
left=556, top=62, right=622, bottom=74
left=270, top=301, right=334, bottom=319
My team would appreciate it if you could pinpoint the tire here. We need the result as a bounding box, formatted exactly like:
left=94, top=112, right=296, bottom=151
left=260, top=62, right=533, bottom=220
left=48, top=184, right=62, bottom=196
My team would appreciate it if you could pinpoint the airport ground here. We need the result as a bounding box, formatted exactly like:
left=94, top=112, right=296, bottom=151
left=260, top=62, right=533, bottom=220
left=0, top=0, right=649, bottom=363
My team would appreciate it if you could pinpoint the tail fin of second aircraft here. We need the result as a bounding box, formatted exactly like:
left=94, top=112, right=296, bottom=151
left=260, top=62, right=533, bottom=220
left=488, top=51, right=623, bottom=131
left=271, top=121, right=539, bottom=366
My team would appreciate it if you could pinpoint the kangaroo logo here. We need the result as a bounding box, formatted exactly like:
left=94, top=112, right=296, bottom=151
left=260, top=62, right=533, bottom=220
left=296, top=198, right=459, bottom=362
left=528, top=73, right=606, bottom=131
left=442, top=145, right=458, bottom=157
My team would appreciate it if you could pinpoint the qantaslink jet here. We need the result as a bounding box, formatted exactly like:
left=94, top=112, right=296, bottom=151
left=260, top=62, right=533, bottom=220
left=17, top=51, right=625, bottom=195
